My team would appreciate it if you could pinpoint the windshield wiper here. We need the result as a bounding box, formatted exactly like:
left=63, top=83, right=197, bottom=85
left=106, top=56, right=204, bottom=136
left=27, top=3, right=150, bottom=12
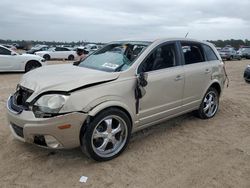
left=114, top=57, right=131, bottom=72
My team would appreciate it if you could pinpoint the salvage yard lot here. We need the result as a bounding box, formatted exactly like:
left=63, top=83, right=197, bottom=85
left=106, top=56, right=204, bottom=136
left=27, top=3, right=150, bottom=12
left=0, top=60, right=250, bottom=188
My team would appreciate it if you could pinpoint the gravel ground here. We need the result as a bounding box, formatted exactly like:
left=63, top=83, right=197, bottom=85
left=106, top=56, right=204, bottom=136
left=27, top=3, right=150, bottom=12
left=0, top=60, right=250, bottom=188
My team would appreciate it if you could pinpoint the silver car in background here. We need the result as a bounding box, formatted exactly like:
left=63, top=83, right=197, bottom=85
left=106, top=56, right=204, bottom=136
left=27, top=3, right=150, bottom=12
left=219, top=47, right=241, bottom=60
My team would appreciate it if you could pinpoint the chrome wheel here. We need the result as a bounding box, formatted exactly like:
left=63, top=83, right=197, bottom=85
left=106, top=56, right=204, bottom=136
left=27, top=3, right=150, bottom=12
left=203, top=91, right=218, bottom=118
left=91, top=115, right=128, bottom=158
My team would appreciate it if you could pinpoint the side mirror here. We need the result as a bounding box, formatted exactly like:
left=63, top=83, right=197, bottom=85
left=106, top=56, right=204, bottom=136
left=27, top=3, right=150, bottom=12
left=135, top=72, right=148, bottom=100
left=138, top=72, right=148, bottom=87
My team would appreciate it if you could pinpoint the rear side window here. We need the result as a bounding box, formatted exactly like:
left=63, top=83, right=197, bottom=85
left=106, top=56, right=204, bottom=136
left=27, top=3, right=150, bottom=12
left=181, top=42, right=205, bottom=64
left=55, top=47, right=69, bottom=51
left=202, top=45, right=218, bottom=61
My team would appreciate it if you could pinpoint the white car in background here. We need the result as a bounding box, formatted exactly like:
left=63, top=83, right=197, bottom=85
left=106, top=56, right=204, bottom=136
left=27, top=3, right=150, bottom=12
left=0, top=45, right=46, bottom=72
left=35, top=47, right=77, bottom=60
left=84, top=44, right=100, bottom=53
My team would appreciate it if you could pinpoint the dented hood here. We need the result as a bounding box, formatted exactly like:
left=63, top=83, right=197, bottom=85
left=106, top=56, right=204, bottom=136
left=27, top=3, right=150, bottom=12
left=20, top=64, right=119, bottom=94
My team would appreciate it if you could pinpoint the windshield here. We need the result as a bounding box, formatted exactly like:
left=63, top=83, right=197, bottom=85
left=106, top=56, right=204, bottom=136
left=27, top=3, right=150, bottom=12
left=78, top=41, right=151, bottom=72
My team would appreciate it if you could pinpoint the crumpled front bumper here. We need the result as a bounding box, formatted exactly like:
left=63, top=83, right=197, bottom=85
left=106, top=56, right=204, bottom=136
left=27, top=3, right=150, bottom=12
left=7, top=97, right=88, bottom=149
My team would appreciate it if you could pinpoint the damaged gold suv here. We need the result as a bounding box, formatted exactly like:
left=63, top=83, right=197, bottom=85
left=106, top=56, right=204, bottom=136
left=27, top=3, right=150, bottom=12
left=7, top=38, right=226, bottom=161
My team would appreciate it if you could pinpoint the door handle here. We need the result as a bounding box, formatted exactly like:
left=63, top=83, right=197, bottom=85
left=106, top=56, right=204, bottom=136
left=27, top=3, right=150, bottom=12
left=175, top=75, right=183, bottom=81
left=205, top=69, right=211, bottom=74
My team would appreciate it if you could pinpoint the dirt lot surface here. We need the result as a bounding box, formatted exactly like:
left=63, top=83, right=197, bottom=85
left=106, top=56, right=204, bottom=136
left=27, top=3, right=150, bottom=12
left=0, top=60, right=250, bottom=188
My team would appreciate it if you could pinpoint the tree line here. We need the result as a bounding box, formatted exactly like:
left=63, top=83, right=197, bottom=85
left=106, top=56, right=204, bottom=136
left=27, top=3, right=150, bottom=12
left=1, top=39, right=250, bottom=49
left=207, top=39, right=250, bottom=49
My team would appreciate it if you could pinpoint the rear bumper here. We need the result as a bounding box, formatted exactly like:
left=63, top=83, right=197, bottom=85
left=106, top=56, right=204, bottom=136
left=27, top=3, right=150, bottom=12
left=7, top=98, right=87, bottom=149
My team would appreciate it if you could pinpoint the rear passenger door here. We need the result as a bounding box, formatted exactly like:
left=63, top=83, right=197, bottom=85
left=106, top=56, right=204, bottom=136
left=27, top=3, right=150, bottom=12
left=179, top=41, right=210, bottom=111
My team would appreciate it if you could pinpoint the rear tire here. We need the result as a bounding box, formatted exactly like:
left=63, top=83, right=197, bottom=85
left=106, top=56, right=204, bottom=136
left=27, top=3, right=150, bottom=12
left=196, top=87, right=219, bottom=119
left=25, top=61, right=41, bottom=72
left=81, top=108, right=131, bottom=161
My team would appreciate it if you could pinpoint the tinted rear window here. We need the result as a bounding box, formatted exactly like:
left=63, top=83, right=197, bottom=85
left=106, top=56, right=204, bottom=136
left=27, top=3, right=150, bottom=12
left=181, top=42, right=205, bottom=64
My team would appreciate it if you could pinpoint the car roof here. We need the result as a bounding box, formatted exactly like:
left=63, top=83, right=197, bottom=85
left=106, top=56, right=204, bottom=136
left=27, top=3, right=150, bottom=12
left=0, top=44, right=10, bottom=50
left=114, top=38, right=214, bottom=47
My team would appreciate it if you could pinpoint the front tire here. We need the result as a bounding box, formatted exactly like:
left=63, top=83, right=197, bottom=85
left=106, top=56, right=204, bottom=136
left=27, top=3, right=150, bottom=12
left=25, top=61, right=41, bottom=72
left=196, top=87, right=219, bottom=119
left=81, top=108, right=131, bottom=161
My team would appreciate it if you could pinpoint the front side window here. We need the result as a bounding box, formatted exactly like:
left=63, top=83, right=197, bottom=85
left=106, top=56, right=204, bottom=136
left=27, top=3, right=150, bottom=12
left=55, top=47, right=61, bottom=51
left=138, top=43, right=177, bottom=73
left=0, top=47, right=11, bottom=55
left=181, top=42, right=205, bottom=64
left=202, top=45, right=218, bottom=61
left=78, top=42, right=150, bottom=72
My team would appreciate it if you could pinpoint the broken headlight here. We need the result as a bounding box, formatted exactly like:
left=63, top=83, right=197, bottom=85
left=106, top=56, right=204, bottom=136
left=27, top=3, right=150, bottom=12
left=32, top=94, right=69, bottom=117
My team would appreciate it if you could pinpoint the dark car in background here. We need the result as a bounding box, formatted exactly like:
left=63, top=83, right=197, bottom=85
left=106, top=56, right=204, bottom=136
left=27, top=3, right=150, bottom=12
left=26, top=45, right=49, bottom=54
left=238, top=46, right=250, bottom=59
left=244, top=65, right=250, bottom=83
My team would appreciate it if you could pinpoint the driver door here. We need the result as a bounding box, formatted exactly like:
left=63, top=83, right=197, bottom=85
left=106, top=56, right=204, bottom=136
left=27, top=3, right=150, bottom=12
left=137, top=42, right=184, bottom=127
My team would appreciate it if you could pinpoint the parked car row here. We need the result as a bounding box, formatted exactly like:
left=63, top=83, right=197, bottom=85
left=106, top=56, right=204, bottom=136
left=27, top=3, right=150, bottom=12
left=0, top=43, right=103, bottom=72
left=26, top=44, right=102, bottom=61
left=217, top=45, right=250, bottom=60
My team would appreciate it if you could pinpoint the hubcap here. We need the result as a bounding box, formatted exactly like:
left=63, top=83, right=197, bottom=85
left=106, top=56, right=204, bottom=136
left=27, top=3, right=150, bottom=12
left=91, top=115, right=128, bottom=158
left=203, top=91, right=218, bottom=117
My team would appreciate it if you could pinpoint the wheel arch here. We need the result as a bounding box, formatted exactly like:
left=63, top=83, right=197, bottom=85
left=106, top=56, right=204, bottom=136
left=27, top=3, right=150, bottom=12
left=210, top=82, right=222, bottom=96
left=79, top=102, right=134, bottom=146
left=205, top=81, right=222, bottom=97
left=87, top=102, right=134, bottom=125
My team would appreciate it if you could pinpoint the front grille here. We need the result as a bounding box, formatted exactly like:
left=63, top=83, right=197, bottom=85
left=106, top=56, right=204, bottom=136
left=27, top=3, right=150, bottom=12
left=8, top=86, right=33, bottom=114
left=13, top=86, right=33, bottom=109
left=11, top=123, right=24, bottom=138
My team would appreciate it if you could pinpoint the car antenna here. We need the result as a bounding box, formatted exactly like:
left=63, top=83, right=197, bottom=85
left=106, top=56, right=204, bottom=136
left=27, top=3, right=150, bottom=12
left=185, top=32, right=189, bottom=38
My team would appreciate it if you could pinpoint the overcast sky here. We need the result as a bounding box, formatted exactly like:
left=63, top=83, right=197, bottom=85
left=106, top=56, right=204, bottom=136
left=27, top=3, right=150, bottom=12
left=0, top=0, right=250, bottom=42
